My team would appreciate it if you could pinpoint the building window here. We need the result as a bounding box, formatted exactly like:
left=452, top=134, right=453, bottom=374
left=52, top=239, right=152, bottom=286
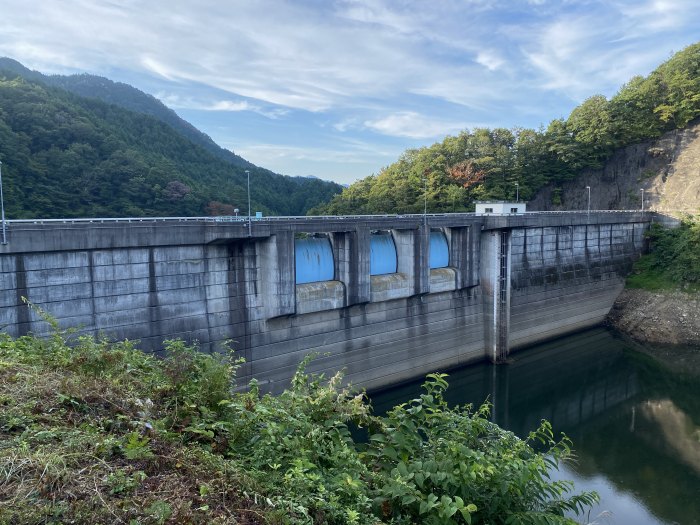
left=511, top=207, right=518, bottom=213
left=485, top=207, right=493, bottom=213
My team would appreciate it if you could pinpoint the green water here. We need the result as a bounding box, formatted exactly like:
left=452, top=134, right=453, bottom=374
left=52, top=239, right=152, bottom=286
left=370, top=328, right=700, bottom=525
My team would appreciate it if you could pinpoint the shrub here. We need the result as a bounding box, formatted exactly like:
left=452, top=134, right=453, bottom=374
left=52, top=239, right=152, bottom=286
left=0, top=327, right=598, bottom=524
left=628, top=215, right=700, bottom=290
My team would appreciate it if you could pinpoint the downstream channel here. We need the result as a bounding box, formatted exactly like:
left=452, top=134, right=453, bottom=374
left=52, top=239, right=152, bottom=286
left=369, top=328, right=700, bottom=525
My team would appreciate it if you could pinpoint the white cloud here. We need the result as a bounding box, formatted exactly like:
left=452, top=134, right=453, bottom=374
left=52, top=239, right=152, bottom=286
left=475, top=50, right=505, bottom=71
left=0, top=0, right=698, bottom=180
left=518, top=2, right=700, bottom=101
left=155, top=93, right=289, bottom=119
left=335, top=0, right=426, bottom=34
left=236, top=137, right=398, bottom=164
left=1, top=0, right=696, bottom=115
left=364, top=112, right=470, bottom=139
left=333, top=117, right=362, bottom=132
left=141, top=56, right=179, bottom=82
left=208, top=101, right=254, bottom=112
left=615, top=0, right=698, bottom=34
left=233, top=140, right=403, bottom=184
left=237, top=143, right=366, bottom=164
left=0, top=0, right=515, bottom=113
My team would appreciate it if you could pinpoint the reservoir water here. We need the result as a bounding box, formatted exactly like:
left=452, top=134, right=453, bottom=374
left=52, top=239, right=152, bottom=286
left=369, top=328, right=700, bottom=525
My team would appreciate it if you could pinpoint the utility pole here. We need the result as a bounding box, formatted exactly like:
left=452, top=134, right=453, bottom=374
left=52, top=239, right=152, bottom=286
left=586, top=186, right=591, bottom=215
left=246, top=169, right=251, bottom=236
left=0, top=160, right=6, bottom=245
left=640, top=188, right=645, bottom=213
left=515, top=182, right=519, bottom=203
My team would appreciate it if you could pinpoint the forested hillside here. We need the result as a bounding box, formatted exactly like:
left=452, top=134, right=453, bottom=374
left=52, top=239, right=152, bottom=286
left=0, top=58, right=254, bottom=169
left=0, top=67, right=342, bottom=219
left=312, top=42, right=700, bottom=215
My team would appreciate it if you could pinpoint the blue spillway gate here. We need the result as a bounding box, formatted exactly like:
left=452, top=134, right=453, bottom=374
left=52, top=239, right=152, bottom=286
left=429, top=231, right=449, bottom=268
left=295, top=237, right=335, bottom=284
left=370, top=233, right=398, bottom=275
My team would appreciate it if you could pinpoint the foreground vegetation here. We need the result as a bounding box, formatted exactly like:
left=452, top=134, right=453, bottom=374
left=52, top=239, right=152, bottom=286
left=627, top=215, right=700, bottom=291
left=0, top=319, right=598, bottom=524
left=313, top=42, right=700, bottom=215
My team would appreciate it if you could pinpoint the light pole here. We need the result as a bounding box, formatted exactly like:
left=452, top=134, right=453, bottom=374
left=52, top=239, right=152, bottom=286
left=515, top=182, right=519, bottom=203
left=640, top=188, right=644, bottom=213
left=586, top=186, right=591, bottom=215
left=0, top=160, right=6, bottom=245
left=245, top=169, right=251, bottom=236
left=423, top=177, right=427, bottom=216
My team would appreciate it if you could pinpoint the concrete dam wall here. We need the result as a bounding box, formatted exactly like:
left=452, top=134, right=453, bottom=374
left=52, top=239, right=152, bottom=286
left=0, top=212, right=650, bottom=392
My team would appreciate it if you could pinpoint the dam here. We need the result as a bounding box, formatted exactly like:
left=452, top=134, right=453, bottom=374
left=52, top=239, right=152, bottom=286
left=0, top=211, right=651, bottom=392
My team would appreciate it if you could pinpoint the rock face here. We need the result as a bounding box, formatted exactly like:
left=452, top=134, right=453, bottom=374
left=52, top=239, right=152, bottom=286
left=530, top=118, right=700, bottom=214
left=607, top=289, right=700, bottom=345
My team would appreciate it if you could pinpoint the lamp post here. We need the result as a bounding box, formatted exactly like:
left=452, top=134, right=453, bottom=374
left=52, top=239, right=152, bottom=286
left=586, top=185, right=591, bottom=215
left=640, top=188, right=644, bottom=213
left=0, top=160, right=6, bottom=245
left=422, top=176, right=428, bottom=231
left=245, top=169, right=251, bottom=236
left=515, top=182, right=519, bottom=202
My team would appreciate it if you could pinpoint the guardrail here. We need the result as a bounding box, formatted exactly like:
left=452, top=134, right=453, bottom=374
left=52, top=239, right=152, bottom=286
left=4, top=210, right=649, bottom=226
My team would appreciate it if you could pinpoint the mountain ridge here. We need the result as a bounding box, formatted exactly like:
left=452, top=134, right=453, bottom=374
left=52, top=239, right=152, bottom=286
left=0, top=57, right=257, bottom=170
left=0, top=62, right=342, bottom=219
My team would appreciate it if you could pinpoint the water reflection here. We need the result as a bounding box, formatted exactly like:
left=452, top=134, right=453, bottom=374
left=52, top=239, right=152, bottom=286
left=640, top=399, right=700, bottom=474
left=369, top=328, right=700, bottom=525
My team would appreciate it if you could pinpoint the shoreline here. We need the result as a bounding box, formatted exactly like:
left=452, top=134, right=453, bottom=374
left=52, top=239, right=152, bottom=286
left=607, top=288, right=700, bottom=346
left=606, top=288, right=700, bottom=375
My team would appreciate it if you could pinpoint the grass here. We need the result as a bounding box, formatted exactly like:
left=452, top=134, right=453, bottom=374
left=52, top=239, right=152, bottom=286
left=625, top=256, right=679, bottom=291
left=0, top=335, right=264, bottom=525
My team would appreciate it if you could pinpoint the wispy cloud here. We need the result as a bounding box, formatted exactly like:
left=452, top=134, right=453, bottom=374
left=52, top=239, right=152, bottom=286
left=0, top=0, right=697, bottom=182
left=475, top=50, right=506, bottom=71
left=364, top=112, right=471, bottom=139
left=518, top=0, right=700, bottom=100
left=156, top=93, right=289, bottom=119
left=237, top=143, right=369, bottom=164
left=615, top=0, right=698, bottom=34
left=233, top=140, right=403, bottom=183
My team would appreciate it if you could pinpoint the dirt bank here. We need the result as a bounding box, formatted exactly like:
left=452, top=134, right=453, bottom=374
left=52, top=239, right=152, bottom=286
left=607, top=288, right=700, bottom=346
left=607, top=289, right=700, bottom=376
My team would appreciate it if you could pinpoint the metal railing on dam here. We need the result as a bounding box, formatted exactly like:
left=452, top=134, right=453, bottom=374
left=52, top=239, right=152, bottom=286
left=4, top=209, right=650, bottom=225
left=0, top=211, right=654, bottom=393
left=0, top=211, right=651, bottom=252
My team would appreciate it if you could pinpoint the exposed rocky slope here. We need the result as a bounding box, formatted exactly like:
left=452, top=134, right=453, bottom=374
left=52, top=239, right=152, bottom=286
left=530, top=118, right=700, bottom=215
left=607, top=289, right=700, bottom=346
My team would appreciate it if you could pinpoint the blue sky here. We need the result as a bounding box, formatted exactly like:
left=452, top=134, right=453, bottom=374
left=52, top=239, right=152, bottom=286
left=0, top=0, right=698, bottom=185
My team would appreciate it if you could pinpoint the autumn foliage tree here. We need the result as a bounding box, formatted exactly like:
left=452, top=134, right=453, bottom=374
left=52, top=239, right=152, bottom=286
left=447, top=160, right=486, bottom=189
left=205, top=200, right=236, bottom=216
